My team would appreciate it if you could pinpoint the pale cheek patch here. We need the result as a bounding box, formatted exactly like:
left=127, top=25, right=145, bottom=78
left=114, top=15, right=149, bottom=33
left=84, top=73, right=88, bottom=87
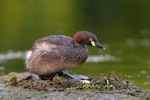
left=89, top=38, right=96, bottom=46
left=91, top=41, right=96, bottom=46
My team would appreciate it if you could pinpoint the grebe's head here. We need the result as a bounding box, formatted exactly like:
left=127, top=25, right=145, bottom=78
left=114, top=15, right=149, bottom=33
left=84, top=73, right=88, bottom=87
left=73, top=31, right=105, bottom=49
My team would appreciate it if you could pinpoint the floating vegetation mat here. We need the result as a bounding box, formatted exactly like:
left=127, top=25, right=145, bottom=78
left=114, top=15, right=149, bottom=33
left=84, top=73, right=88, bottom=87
left=1, top=72, right=150, bottom=99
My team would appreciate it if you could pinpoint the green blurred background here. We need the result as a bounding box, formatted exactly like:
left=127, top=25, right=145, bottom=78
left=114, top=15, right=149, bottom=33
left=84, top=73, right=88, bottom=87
left=0, top=0, right=150, bottom=89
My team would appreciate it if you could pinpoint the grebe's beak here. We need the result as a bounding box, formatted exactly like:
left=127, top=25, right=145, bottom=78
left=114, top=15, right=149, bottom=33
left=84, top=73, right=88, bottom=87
left=96, top=42, right=105, bottom=50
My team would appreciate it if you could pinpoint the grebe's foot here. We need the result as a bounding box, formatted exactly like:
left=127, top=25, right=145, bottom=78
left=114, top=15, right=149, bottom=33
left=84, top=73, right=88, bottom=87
left=27, top=73, right=41, bottom=81
left=59, top=71, right=90, bottom=83
left=29, top=71, right=90, bottom=83
left=29, top=73, right=57, bottom=81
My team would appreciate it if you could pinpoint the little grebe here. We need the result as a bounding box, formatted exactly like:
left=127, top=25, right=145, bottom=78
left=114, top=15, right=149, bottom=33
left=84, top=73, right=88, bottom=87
left=25, top=31, right=105, bottom=80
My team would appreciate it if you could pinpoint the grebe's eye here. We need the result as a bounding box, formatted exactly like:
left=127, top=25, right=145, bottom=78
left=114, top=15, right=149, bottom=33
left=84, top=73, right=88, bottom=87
left=89, top=38, right=96, bottom=46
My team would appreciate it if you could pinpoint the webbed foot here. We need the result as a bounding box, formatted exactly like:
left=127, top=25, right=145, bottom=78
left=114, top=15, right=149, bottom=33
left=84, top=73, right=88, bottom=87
left=29, top=71, right=91, bottom=83
left=58, top=71, right=90, bottom=83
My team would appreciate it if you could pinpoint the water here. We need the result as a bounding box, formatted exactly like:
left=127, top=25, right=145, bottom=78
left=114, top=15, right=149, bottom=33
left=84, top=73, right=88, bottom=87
left=0, top=49, right=149, bottom=89
left=0, top=1, right=150, bottom=89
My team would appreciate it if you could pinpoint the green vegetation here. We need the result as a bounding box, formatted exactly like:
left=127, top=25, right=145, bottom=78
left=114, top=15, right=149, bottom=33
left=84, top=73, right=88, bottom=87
left=0, top=1, right=150, bottom=90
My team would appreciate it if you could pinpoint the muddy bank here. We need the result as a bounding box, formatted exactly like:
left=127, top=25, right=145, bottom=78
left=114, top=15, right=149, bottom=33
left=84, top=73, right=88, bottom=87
left=0, top=72, right=149, bottom=100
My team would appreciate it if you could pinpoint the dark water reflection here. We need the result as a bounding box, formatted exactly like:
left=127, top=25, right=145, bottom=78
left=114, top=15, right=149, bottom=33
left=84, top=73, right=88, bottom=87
left=0, top=1, right=150, bottom=89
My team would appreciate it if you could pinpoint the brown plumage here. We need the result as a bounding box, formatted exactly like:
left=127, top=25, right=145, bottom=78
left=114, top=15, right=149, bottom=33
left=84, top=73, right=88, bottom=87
left=25, top=31, right=104, bottom=75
